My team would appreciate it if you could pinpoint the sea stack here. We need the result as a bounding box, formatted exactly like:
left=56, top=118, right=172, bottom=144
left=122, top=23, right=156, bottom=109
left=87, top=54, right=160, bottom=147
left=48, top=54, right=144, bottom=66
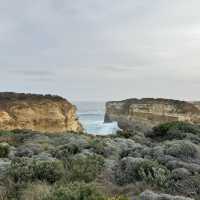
left=104, top=98, right=200, bottom=131
left=0, top=92, right=83, bottom=133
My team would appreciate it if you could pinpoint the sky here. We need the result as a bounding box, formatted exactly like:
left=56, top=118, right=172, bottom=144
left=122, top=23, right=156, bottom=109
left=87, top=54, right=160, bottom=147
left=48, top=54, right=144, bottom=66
left=0, top=0, right=200, bottom=101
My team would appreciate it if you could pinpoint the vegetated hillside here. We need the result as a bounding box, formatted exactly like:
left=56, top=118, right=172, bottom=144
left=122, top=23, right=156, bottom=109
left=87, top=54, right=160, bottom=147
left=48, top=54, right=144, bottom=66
left=0, top=92, right=83, bottom=133
left=0, top=122, right=199, bottom=199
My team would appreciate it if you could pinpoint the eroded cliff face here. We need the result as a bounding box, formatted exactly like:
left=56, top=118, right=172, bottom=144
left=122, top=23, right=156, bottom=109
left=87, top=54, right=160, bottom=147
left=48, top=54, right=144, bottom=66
left=104, top=98, right=200, bottom=131
left=0, top=92, right=83, bottom=133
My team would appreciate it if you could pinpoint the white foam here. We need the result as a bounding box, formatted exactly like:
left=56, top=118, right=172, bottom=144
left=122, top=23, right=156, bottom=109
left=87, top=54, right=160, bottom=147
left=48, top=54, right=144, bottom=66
left=82, top=120, right=120, bottom=135
left=76, top=101, right=120, bottom=135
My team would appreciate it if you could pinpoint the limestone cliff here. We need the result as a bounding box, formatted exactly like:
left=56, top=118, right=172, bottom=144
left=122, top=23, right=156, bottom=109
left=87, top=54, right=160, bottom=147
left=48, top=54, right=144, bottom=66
left=104, top=98, right=200, bottom=131
left=0, top=92, right=83, bottom=133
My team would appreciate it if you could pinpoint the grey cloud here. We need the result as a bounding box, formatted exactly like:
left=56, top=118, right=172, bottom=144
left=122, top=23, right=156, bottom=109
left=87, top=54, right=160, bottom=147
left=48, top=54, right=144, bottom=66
left=10, top=69, right=55, bottom=77
left=0, top=0, right=200, bottom=101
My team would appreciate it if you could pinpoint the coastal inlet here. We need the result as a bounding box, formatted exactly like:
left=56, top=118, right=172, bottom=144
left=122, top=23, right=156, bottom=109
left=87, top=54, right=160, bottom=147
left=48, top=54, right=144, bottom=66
left=75, top=101, right=120, bottom=135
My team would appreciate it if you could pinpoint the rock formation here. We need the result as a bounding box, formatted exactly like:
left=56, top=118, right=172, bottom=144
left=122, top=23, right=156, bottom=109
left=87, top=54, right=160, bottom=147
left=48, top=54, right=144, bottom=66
left=104, top=98, right=200, bottom=131
left=0, top=92, right=83, bottom=133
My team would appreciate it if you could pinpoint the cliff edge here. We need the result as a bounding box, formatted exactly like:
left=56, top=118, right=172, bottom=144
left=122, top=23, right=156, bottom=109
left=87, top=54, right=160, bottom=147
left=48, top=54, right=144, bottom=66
left=104, top=98, right=200, bottom=131
left=0, top=92, right=83, bottom=133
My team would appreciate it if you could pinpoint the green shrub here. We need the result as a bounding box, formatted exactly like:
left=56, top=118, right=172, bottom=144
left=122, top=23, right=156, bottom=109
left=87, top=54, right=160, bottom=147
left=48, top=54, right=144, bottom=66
left=165, top=140, right=198, bottom=159
left=9, top=158, right=64, bottom=183
left=152, top=122, right=200, bottom=140
left=116, top=131, right=133, bottom=139
left=0, top=131, right=14, bottom=137
left=65, top=154, right=104, bottom=183
left=20, top=182, right=51, bottom=200
left=33, top=160, right=64, bottom=183
left=167, top=174, right=200, bottom=198
left=115, top=157, right=170, bottom=187
left=52, top=143, right=81, bottom=160
left=90, top=139, right=107, bottom=156
left=9, top=158, right=35, bottom=183
left=136, top=159, right=170, bottom=187
left=0, top=142, right=10, bottom=157
left=43, top=182, right=106, bottom=200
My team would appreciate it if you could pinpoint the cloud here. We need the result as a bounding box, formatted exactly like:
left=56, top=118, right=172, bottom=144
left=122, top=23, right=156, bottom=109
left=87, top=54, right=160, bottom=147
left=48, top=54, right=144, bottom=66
left=0, top=0, right=200, bottom=100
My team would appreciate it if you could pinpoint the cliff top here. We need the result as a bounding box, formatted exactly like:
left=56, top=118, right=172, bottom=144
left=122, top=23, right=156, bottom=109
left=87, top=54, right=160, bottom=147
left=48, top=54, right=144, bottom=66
left=107, top=98, right=200, bottom=114
left=0, top=92, right=67, bottom=103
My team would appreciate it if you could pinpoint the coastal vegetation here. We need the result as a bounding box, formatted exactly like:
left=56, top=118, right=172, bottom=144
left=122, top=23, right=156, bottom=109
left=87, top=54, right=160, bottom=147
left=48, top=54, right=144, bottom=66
left=0, top=122, right=199, bottom=199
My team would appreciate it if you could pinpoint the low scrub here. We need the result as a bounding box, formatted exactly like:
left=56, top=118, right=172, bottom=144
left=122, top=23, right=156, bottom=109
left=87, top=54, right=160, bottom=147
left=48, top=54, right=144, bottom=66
left=65, top=154, right=104, bottom=183
left=9, top=158, right=64, bottom=183
left=150, top=122, right=200, bottom=140
left=20, top=182, right=51, bottom=200
left=164, top=140, right=198, bottom=159
left=52, top=143, right=82, bottom=159
left=43, top=182, right=106, bottom=200
left=0, top=142, right=10, bottom=157
left=115, top=157, right=170, bottom=187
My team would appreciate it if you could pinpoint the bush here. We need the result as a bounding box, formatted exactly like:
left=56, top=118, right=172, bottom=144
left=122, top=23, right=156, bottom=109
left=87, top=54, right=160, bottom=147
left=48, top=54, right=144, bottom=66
left=151, top=122, right=200, bottom=140
left=65, top=154, right=104, bottom=183
left=43, top=182, right=106, bottom=200
left=136, top=159, right=170, bottom=187
left=9, top=158, right=64, bottom=183
left=90, top=139, right=107, bottom=156
left=0, top=142, right=10, bottom=157
left=0, top=131, right=14, bottom=137
left=167, top=174, right=200, bottom=198
left=52, top=143, right=82, bottom=160
left=115, top=157, right=170, bottom=187
left=33, top=160, right=64, bottom=183
left=164, top=140, right=198, bottom=159
left=20, top=182, right=51, bottom=200
left=9, top=158, right=35, bottom=183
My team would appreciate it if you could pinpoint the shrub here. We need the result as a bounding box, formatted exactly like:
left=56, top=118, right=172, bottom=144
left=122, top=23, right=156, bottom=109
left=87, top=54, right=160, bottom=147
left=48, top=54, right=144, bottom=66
left=115, top=157, right=170, bottom=187
left=9, top=158, right=35, bottom=183
left=20, top=182, right=51, bottom=200
left=116, top=131, right=134, bottom=139
left=9, top=158, right=64, bottom=183
left=164, top=140, right=198, bottom=159
left=65, top=154, right=104, bottom=183
left=136, top=159, right=170, bottom=187
left=52, top=143, right=81, bottom=160
left=33, top=160, right=64, bottom=183
left=0, top=131, right=14, bottom=137
left=166, top=174, right=200, bottom=198
left=0, top=142, right=10, bottom=157
left=90, top=139, right=107, bottom=156
left=43, top=182, right=106, bottom=200
left=151, top=122, right=200, bottom=140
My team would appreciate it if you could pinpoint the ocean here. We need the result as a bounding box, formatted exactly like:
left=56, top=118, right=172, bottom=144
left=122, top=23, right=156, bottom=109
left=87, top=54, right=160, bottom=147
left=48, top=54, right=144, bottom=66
left=75, top=101, right=120, bottom=135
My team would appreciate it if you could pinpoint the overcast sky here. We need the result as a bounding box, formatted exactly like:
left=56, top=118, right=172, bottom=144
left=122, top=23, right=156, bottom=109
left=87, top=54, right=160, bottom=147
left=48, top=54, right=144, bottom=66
left=0, top=0, right=200, bottom=101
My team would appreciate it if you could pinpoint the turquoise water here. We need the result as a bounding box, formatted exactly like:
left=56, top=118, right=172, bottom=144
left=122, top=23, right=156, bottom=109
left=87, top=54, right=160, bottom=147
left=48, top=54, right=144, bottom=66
left=75, top=102, right=120, bottom=135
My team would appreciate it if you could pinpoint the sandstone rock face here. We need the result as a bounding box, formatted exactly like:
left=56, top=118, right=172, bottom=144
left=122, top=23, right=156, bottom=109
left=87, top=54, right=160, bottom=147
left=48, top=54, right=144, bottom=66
left=0, top=92, right=83, bottom=133
left=104, top=98, right=200, bottom=131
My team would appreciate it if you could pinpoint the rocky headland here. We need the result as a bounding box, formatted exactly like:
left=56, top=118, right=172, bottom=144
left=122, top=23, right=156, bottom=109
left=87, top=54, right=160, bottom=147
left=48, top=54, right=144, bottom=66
left=105, top=98, right=200, bottom=132
left=0, top=96, right=200, bottom=199
left=0, top=92, right=83, bottom=133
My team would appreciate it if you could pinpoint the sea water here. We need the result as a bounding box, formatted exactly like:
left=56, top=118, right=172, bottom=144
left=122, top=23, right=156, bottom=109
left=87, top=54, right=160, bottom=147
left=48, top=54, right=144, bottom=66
left=75, top=101, right=120, bottom=135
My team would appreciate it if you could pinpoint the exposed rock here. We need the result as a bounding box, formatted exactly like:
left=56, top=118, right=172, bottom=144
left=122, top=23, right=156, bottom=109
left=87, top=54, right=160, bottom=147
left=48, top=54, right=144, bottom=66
left=0, top=92, right=83, bottom=133
left=104, top=98, right=200, bottom=131
left=140, top=190, right=194, bottom=200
